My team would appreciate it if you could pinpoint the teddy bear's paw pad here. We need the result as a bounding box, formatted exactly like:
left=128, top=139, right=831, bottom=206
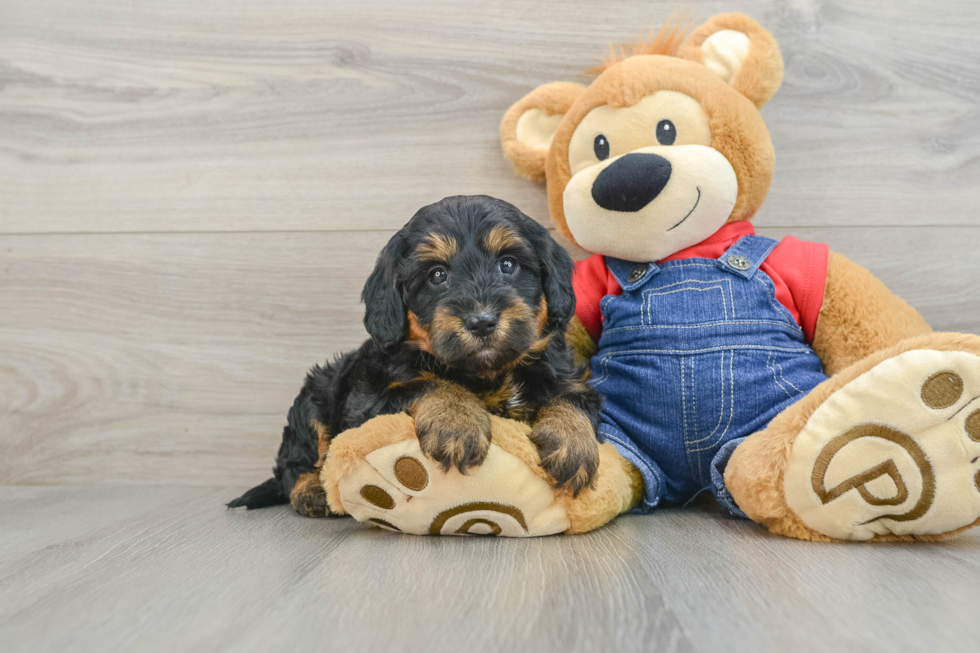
left=336, top=438, right=571, bottom=536
left=784, top=349, right=980, bottom=540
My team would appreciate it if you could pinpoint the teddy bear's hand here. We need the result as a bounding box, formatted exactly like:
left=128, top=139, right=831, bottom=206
left=530, top=402, right=600, bottom=496
left=323, top=413, right=641, bottom=536
left=566, top=315, right=598, bottom=370
left=413, top=382, right=492, bottom=473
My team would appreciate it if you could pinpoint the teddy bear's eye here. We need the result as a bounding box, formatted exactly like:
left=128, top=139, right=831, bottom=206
left=656, top=120, right=677, bottom=146
left=594, top=134, right=610, bottom=161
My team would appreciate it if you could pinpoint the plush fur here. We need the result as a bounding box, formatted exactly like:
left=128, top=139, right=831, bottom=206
left=813, top=252, right=933, bottom=376
left=677, top=13, right=785, bottom=109
left=499, top=12, right=980, bottom=541
left=229, top=195, right=603, bottom=516
left=565, top=316, right=598, bottom=368
left=322, top=412, right=643, bottom=534
left=725, top=333, right=980, bottom=542
left=501, top=17, right=781, bottom=248
left=587, top=14, right=693, bottom=74
left=500, top=82, right=586, bottom=181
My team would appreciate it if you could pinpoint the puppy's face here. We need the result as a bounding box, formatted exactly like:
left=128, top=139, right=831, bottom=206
left=405, top=217, right=546, bottom=373
left=362, top=196, right=575, bottom=375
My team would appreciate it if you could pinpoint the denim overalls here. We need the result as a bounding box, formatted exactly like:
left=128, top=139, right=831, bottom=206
left=590, top=235, right=829, bottom=516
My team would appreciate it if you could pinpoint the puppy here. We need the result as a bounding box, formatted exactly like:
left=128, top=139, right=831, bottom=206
left=229, top=195, right=602, bottom=517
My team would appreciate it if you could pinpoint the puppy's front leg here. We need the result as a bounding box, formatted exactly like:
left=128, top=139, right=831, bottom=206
left=412, top=381, right=492, bottom=473
left=530, top=399, right=600, bottom=496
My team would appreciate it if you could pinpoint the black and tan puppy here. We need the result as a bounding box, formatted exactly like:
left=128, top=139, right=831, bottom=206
left=229, top=195, right=602, bottom=517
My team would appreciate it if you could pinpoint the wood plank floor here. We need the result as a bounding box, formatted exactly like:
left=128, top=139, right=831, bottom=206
left=2, top=487, right=979, bottom=653
left=3, top=0, right=980, bottom=486
left=3, top=0, right=980, bottom=651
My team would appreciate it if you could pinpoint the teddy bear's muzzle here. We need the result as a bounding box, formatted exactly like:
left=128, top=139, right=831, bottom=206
left=591, top=152, right=673, bottom=212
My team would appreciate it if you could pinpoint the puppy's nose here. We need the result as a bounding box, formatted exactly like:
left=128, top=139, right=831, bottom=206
left=591, top=152, right=672, bottom=212
left=464, top=312, right=498, bottom=337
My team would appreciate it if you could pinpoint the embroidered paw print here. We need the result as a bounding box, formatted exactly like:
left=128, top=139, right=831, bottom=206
left=784, top=351, right=980, bottom=540
left=336, top=438, right=568, bottom=537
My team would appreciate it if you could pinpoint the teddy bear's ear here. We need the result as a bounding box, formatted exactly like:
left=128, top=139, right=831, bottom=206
left=500, top=81, right=585, bottom=181
left=678, top=13, right=784, bottom=108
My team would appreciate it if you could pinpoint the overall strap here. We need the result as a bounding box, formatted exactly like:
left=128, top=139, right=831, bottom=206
left=605, top=257, right=661, bottom=292
left=716, top=235, right=779, bottom=280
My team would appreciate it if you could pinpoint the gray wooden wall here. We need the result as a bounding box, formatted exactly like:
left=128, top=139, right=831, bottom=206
left=2, top=0, right=980, bottom=487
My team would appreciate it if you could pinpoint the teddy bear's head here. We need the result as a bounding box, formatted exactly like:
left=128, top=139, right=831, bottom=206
left=501, top=13, right=784, bottom=263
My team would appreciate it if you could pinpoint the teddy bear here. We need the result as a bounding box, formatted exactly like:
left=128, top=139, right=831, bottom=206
left=322, top=12, right=980, bottom=542
left=495, top=12, right=980, bottom=542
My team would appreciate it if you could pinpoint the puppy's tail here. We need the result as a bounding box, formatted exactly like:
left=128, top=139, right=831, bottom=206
left=227, top=388, right=324, bottom=511
left=226, top=477, right=286, bottom=509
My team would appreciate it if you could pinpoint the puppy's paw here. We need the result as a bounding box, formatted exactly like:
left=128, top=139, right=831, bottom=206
left=289, top=471, right=330, bottom=518
left=414, top=385, right=492, bottom=473
left=531, top=404, right=600, bottom=496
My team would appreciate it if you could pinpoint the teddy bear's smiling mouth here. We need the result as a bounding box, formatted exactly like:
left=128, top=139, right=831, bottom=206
left=667, top=187, right=700, bottom=232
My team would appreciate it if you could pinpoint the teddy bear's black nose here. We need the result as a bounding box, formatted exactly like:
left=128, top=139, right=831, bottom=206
left=591, top=152, right=672, bottom=212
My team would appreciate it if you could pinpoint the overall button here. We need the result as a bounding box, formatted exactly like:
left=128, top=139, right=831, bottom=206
left=727, top=254, right=752, bottom=271
left=628, top=265, right=647, bottom=283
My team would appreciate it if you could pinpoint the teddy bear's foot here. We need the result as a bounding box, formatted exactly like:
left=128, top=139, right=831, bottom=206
left=323, top=414, right=573, bottom=536
left=320, top=413, right=642, bottom=536
left=728, top=334, right=980, bottom=542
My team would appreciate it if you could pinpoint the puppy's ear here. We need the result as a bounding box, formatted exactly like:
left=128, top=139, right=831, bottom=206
left=524, top=220, right=575, bottom=331
left=500, top=82, right=585, bottom=181
left=361, top=232, right=407, bottom=346
left=678, top=13, right=783, bottom=108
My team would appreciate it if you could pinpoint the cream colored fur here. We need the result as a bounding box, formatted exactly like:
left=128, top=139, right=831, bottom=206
left=322, top=414, right=641, bottom=536
left=725, top=334, right=980, bottom=542
left=499, top=12, right=980, bottom=542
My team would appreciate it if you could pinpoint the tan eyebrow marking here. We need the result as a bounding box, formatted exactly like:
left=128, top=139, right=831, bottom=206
left=416, top=234, right=458, bottom=262
left=483, top=225, right=522, bottom=253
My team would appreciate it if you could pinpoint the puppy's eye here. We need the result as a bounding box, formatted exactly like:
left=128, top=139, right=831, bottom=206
left=428, top=266, right=448, bottom=285
left=656, top=119, right=676, bottom=146
left=593, top=134, right=610, bottom=161
left=498, top=257, right=518, bottom=275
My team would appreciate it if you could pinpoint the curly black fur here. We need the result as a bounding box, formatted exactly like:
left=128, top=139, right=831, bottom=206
left=228, top=195, right=602, bottom=513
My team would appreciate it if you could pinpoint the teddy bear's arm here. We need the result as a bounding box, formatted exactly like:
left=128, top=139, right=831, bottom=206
left=566, top=315, right=598, bottom=369
left=811, top=251, right=932, bottom=376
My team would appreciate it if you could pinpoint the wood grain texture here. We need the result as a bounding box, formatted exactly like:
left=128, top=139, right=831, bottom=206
left=4, top=2, right=980, bottom=650
left=2, top=227, right=979, bottom=486
left=2, top=0, right=980, bottom=233
left=1, top=487, right=979, bottom=653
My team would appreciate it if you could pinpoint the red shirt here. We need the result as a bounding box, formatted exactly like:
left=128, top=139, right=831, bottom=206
left=573, top=222, right=829, bottom=344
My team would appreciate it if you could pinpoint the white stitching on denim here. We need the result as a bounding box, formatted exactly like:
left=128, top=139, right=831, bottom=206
left=689, top=350, right=736, bottom=455
left=682, top=357, right=703, bottom=482
left=753, top=275, right=798, bottom=329
left=729, top=237, right=778, bottom=275
left=600, top=345, right=811, bottom=356
left=766, top=350, right=796, bottom=400
left=774, top=353, right=805, bottom=395
left=687, top=351, right=726, bottom=447
left=654, top=262, right=722, bottom=271
left=600, top=320, right=804, bottom=335
left=600, top=294, right=615, bottom=316
left=731, top=283, right=737, bottom=318
left=598, top=430, right=664, bottom=504
left=591, top=356, right=611, bottom=387
left=641, top=282, right=730, bottom=324
left=680, top=356, right=693, bottom=479
left=692, top=357, right=702, bottom=481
